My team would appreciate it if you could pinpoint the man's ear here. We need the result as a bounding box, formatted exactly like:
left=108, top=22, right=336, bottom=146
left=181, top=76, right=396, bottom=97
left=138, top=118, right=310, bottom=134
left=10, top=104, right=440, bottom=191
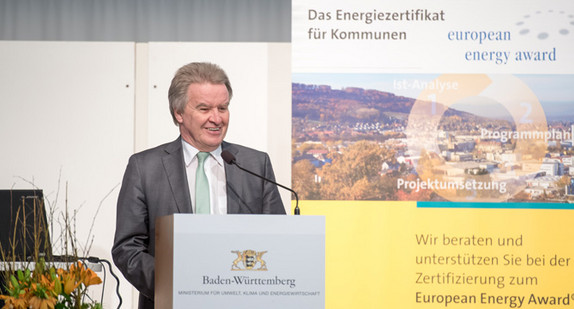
left=174, top=109, right=184, bottom=124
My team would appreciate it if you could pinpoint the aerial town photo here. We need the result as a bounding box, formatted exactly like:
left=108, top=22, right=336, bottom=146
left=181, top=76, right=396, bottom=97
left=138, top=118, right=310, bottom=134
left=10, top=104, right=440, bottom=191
left=291, top=74, right=574, bottom=204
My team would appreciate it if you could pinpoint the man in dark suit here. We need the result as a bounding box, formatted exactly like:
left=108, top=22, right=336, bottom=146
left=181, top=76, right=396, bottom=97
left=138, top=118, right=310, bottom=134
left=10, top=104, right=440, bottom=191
left=111, top=62, right=286, bottom=309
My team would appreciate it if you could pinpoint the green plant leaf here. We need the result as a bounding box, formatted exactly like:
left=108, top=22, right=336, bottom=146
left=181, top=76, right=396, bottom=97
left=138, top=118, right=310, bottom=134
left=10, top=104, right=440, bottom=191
left=10, top=275, right=19, bottom=289
left=16, top=269, right=24, bottom=282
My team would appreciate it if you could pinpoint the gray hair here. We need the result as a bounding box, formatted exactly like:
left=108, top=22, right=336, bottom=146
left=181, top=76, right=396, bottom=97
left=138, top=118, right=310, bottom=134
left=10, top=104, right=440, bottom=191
left=168, top=62, right=233, bottom=125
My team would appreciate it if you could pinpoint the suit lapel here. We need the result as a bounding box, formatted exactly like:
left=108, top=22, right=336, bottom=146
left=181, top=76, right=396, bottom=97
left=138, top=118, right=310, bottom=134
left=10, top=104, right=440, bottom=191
left=162, top=138, right=192, bottom=213
left=223, top=142, right=246, bottom=214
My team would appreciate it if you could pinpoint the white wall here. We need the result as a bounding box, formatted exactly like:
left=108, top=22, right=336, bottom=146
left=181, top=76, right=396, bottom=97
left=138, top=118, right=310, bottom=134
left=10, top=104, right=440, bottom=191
left=0, top=40, right=135, bottom=307
left=0, top=41, right=291, bottom=309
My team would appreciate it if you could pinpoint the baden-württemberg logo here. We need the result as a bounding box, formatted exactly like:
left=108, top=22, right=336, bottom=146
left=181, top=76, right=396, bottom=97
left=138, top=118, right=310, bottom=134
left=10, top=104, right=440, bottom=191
left=231, top=250, right=267, bottom=271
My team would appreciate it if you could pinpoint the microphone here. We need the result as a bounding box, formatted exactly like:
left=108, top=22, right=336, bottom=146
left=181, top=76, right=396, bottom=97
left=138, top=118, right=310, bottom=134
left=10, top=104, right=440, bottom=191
left=221, top=150, right=300, bottom=215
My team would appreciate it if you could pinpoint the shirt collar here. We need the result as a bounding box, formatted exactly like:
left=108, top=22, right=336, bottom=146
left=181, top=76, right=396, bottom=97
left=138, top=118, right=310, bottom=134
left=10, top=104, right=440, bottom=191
left=182, top=139, right=224, bottom=167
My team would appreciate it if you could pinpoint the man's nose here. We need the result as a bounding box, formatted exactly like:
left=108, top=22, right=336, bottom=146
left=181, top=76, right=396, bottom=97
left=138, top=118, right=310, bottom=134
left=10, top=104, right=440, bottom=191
left=209, top=109, right=222, bottom=123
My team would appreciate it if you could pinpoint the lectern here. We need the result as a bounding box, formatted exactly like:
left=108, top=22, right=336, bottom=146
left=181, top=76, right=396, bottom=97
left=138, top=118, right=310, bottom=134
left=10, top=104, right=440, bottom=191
left=155, top=214, right=325, bottom=309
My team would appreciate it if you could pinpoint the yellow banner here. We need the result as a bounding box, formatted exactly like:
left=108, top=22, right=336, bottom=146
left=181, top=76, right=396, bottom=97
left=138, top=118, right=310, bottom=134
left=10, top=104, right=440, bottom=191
left=296, top=201, right=574, bottom=309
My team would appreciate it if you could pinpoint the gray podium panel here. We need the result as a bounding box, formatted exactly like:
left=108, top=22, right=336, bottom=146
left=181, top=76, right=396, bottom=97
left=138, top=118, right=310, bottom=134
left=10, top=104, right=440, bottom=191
left=156, top=214, right=325, bottom=309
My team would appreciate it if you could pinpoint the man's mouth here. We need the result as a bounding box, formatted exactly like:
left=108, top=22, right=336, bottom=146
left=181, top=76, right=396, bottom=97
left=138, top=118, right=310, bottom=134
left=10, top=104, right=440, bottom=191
left=207, top=127, right=220, bottom=132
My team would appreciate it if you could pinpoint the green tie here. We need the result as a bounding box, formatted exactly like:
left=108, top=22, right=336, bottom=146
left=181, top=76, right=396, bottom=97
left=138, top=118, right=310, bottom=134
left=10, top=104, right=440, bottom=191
left=195, top=152, right=210, bottom=214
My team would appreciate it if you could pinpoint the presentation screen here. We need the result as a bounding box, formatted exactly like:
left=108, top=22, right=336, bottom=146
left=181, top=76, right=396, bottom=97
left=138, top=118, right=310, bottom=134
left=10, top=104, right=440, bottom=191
left=292, top=1, right=574, bottom=308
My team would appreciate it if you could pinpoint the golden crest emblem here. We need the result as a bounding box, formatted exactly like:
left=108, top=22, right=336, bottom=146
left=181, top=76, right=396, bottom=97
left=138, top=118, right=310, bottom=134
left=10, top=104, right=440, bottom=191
left=231, top=250, right=268, bottom=271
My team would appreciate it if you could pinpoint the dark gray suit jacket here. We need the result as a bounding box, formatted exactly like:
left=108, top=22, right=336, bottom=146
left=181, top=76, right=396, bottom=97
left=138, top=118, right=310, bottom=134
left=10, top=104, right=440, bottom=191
left=111, top=137, right=285, bottom=309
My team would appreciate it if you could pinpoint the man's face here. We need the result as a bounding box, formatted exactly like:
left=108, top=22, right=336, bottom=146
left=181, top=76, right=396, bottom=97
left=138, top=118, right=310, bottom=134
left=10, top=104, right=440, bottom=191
left=175, top=83, right=230, bottom=152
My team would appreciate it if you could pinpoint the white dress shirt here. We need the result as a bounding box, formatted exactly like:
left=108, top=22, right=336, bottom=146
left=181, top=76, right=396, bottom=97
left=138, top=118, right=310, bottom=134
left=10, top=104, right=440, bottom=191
left=182, top=140, right=228, bottom=214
